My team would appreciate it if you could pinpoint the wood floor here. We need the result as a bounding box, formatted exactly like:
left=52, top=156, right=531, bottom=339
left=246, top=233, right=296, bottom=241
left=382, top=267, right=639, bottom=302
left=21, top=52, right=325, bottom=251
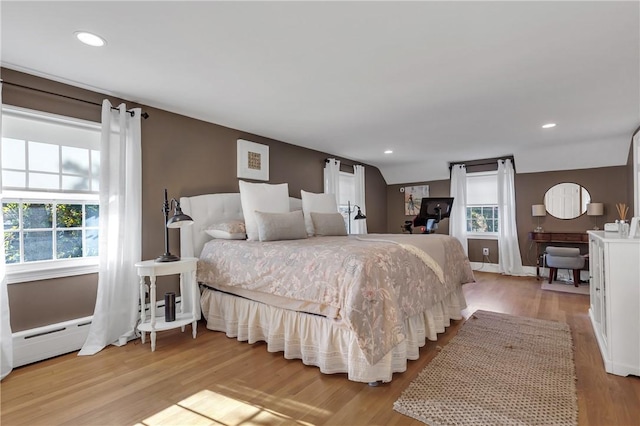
left=2, top=272, right=639, bottom=426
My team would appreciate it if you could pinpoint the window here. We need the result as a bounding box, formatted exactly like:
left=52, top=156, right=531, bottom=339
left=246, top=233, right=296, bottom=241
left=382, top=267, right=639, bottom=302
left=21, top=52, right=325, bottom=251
left=2, top=106, right=101, bottom=283
left=3, top=201, right=99, bottom=263
left=466, top=172, right=499, bottom=236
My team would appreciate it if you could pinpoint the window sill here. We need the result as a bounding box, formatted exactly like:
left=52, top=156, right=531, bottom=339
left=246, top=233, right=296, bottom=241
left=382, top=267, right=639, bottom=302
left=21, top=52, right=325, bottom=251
left=6, top=259, right=99, bottom=284
left=467, top=233, right=499, bottom=240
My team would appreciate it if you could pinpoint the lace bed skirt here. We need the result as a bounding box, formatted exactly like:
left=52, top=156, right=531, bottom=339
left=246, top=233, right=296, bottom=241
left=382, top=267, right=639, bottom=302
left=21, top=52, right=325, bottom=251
left=200, top=287, right=467, bottom=383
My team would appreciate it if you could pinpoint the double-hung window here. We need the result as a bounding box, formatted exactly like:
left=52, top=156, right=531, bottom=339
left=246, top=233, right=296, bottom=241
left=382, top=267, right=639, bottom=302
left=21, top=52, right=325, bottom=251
left=466, top=171, right=499, bottom=237
left=2, top=106, right=101, bottom=283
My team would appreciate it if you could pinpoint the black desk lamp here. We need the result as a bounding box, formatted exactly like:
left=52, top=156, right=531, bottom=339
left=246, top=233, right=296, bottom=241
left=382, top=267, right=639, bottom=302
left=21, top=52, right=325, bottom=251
left=347, top=200, right=367, bottom=234
left=156, top=189, right=194, bottom=262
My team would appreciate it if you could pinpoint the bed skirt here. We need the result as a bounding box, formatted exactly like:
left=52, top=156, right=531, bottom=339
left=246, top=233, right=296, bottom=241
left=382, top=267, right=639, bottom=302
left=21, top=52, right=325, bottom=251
left=200, top=287, right=467, bottom=383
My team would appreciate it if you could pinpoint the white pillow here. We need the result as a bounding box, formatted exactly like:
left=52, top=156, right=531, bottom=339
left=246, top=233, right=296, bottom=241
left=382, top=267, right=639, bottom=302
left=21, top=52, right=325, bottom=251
left=254, top=210, right=308, bottom=241
left=205, top=220, right=246, bottom=240
left=239, top=180, right=290, bottom=241
left=301, top=190, right=339, bottom=236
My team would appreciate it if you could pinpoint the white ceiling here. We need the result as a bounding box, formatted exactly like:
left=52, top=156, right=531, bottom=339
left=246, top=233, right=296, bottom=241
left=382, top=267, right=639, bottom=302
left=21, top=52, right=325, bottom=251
left=2, top=1, right=639, bottom=184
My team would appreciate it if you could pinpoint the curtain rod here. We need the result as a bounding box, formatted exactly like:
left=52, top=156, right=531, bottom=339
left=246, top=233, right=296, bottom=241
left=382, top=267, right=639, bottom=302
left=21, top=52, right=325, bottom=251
left=448, top=155, right=515, bottom=169
left=324, top=158, right=363, bottom=167
left=1, top=80, right=149, bottom=119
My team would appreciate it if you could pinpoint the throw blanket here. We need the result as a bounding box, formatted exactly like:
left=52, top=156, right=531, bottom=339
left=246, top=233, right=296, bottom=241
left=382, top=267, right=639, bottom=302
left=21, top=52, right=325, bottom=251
left=197, top=235, right=474, bottom=365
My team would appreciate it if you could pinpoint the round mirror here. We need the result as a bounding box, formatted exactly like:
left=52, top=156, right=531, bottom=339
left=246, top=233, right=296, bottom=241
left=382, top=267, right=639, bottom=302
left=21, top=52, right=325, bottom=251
left=543, top=183, right=591, bottom=219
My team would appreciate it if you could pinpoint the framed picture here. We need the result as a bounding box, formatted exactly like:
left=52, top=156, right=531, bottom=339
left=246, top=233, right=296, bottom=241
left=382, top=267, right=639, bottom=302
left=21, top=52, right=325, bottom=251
left=237, top=139, right=269, bottom=181
left=403, top=185, right=429, bottom=216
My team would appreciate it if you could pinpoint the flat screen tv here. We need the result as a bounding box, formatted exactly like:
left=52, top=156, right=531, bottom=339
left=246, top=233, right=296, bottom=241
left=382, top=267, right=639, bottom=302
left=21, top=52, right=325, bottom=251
left=413, top=197, right=454, bottom=232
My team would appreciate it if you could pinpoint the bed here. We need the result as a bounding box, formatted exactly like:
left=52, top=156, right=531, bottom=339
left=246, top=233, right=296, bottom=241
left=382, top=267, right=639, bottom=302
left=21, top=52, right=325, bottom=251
left=180, top=191, right=474, bottom=383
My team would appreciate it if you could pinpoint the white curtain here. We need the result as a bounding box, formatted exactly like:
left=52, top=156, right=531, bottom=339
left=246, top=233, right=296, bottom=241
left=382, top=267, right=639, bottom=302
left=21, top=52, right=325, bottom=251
left=79, top=101, right=142, bottom=355
left=323, top=158, right=341, bottom=206
left=352, top=165, right=367, bottom=234
left=449, top=164, right=468, bottom=256
left=497, top=159, right=525, bottom=275
left=1, top=86, right=14, bottom=380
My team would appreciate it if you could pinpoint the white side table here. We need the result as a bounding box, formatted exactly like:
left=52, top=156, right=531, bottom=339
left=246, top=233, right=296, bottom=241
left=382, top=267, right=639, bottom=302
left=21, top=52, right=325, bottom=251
left=135, top=257, right=199, bottom=351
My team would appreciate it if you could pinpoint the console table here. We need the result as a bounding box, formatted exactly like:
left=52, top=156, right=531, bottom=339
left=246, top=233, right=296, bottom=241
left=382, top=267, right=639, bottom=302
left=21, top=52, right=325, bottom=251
left=528, top=232, right=589, bottom=279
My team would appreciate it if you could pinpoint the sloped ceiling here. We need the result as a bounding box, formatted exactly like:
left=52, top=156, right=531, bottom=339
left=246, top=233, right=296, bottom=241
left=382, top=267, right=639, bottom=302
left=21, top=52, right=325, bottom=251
left=2, top=1, right=639, bottom=184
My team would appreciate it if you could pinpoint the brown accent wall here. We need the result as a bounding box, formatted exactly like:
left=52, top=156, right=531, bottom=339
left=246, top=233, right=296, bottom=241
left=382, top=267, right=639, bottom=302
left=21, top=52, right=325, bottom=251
left=2, top=68, right=388, bottom=331
left=386, top=166, right=630, bottom=265
left=7, top=274, right=97, bottom=332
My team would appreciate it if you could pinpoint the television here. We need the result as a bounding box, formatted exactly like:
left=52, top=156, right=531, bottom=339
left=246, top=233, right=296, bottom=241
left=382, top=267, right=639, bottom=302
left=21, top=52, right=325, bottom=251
left=412, top=197, right=454, bottom=233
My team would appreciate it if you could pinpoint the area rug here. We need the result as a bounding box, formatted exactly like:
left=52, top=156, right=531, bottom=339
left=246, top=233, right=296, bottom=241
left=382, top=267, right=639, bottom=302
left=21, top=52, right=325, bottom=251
left=393, top=310, right=577, bottom=426
left=541, top=282, right=589, bottom=295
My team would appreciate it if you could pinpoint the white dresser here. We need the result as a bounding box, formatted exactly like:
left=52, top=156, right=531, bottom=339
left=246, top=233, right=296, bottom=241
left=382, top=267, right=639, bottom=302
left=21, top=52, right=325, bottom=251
left=587, top=230, right=640, bottom=376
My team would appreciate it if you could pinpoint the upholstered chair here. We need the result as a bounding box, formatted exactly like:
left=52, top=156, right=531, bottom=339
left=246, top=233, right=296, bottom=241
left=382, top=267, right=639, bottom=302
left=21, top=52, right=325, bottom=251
left=545, top=246, right=585, bottom=287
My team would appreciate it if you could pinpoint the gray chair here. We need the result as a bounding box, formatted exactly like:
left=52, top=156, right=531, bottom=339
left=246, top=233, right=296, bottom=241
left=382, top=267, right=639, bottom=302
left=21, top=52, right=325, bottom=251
left=545, top=246, right=585, bottom=287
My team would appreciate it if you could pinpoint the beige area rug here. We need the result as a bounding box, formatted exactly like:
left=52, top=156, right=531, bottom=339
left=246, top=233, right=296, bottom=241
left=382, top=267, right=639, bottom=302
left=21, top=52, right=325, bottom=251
left=394, top=310, right=577, bottom=426
left=541, top=282, right=589, bottom=295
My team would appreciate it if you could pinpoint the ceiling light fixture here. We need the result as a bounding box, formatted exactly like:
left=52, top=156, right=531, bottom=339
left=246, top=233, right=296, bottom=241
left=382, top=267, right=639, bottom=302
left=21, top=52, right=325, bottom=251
left=542, top=123, right=556, bottom=129
left=384, top=150, right=393, bottom=154
left=74, top=31, right=106, bottom=47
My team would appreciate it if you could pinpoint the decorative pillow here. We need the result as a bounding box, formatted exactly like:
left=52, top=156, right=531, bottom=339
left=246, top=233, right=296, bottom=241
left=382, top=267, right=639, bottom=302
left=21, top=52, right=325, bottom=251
left=310, top=212, right=348, bottom=236
left=205, top=220, right=246, bottom=240
left=239, top=181, right=290, bottom=241
left=254, top=210, right=308, bottom=242
left=301, top=190, right=339, bottom=236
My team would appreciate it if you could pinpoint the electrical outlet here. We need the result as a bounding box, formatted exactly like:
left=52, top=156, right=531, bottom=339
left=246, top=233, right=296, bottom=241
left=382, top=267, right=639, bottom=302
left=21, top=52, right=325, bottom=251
left=482, top=247, right=489, bottom=256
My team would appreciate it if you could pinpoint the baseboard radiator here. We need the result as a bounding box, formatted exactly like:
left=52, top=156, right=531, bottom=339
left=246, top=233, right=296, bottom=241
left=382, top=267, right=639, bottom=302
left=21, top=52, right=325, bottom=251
left=12, top=297, right=182, bottom=367
left=12, top=316, right=93, bottom=368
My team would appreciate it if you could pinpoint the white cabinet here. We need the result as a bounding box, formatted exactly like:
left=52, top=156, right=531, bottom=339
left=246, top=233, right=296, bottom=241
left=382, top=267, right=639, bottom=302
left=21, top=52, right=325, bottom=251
left=588, top=231, right=640, bottom=376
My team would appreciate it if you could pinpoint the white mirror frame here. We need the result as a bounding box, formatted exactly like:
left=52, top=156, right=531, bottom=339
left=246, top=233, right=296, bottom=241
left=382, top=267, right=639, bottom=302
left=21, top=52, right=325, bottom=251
left=544, top=182, right=591, bottom=220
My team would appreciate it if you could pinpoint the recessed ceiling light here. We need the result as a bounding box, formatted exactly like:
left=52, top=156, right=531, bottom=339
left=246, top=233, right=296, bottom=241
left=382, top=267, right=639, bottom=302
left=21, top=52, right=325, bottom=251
left=384, top=150, right=393, bottom=154
left=75, top=31, right=106, bottom=47
left=542, top=123, right=556, bottom=129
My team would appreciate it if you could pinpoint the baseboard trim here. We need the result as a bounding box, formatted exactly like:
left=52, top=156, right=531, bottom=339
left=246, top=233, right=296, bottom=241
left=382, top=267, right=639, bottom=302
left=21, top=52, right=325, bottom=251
left=12, top=316, right=93, bottom=367
left=12, top=296, right=183, bottom=367
left=470, top=263, right=538, bottom=277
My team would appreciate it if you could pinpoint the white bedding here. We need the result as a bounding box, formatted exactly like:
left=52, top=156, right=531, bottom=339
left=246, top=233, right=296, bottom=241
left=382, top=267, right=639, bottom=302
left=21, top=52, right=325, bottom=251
left=180, top=193, right=474, bottom=383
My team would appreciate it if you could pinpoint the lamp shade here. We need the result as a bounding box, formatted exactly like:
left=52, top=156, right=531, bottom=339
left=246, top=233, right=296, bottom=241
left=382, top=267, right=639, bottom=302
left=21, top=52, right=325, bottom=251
left=587, top=202, right=604, bottom=216
left=354, top=206, right=367, bottom=220
left=532, top=204, right=546, bottom=217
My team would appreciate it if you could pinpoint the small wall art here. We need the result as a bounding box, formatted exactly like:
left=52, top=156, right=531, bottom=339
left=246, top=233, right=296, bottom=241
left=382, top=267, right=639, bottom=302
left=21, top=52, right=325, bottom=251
left=404, top=185, right=429, bottom=216
left=237, top=139, right=269, bottom=181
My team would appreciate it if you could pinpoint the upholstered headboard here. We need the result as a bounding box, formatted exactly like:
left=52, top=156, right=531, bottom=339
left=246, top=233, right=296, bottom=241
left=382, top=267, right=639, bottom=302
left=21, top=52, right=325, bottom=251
left=180, top=193, right=303, bottom=258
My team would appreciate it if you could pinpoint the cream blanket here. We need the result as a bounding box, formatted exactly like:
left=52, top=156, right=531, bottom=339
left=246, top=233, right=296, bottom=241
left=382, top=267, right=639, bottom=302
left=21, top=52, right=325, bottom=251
left=197, top=235, right=474, bottom=365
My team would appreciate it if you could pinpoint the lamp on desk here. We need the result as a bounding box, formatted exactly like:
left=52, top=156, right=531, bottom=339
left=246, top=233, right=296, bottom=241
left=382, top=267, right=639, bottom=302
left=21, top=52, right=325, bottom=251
left=587, top=202, right=604, bottom=230
left=347, top=200, right=366, bottom=234
left=156, top=189, right=194, bottom=262
left=532, top=204, right=546, bottom=232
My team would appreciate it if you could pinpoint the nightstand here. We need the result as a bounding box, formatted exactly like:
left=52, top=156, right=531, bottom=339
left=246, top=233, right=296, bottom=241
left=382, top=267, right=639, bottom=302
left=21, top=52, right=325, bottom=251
left=135, top=257, right=199, bottom=351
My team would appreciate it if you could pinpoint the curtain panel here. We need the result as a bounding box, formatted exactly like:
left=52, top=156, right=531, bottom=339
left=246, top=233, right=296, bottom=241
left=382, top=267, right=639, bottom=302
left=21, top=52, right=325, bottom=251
left=497, top=159, right=525, bottom=275
left=323, top=158, right=341, bottom=206
left=352, top=165, right=367, bottom=234
left=1, top=85, right=14, bottom=380
left=79, top=101, right=142, bottom=355
left=449, top=164, right=469, bottom=256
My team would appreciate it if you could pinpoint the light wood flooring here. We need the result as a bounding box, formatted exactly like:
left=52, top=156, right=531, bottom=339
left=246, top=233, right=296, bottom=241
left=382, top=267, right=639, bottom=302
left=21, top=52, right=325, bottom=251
left=1, top=272, right=639, bottom=426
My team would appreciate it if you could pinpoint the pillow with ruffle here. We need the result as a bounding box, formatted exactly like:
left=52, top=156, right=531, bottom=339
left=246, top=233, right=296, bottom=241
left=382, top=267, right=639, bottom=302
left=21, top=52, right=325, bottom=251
left=205, top=220, right=246, bottom=240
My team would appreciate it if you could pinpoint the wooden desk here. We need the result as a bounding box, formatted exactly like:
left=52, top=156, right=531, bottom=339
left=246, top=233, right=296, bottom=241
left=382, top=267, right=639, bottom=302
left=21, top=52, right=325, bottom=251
left=528, top=232, right=589, bottom=279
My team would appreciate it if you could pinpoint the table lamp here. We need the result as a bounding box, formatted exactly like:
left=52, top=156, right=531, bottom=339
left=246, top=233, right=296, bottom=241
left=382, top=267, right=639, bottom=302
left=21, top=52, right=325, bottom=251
left=347, top=200, right=366, bottom=234
left=532, top=204, right=545, bottom=232
left=587, top=202, right=604, bottom=230
left=156, top=188, right=194, bottom=262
